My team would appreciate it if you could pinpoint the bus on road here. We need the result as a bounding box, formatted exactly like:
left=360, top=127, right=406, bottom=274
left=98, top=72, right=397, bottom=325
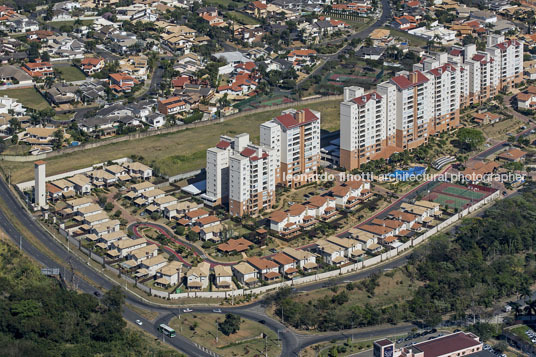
left=159, top=324, right=176, bottom=337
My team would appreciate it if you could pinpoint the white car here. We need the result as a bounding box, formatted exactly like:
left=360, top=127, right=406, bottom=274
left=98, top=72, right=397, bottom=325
left=135, top=320, right=143, bottom=326
left=183, top=308, right=193, bottom=313
left=213, top=309, right=222, bottom=313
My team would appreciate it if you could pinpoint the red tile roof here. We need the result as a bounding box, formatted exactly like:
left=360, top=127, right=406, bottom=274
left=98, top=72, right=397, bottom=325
left=274, top=108, right=319, bottom=129
left=351, top=92, right=382, bottom=106
left=240, top=147, right=257, bottom=157
left=81, top=57, right=103, bottom=66
left=390, top=71, right=428, bottom=90
left=428, top=63, right=456, bottom=77
left=216, top=140, right=231, bottom=149
left=247, top=256, right=279, bottom=270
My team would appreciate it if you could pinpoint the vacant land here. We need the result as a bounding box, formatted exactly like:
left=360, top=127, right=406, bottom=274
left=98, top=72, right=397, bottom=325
left=57, top=65, right=86, bottom=82
left=383, top=27, right=427, bottom=47
left=226, top=11, right=259, bottom=25
left=481, top=118, right=524, bottom=140
left=3, top=87, right=50, bottom=110
left=169, top=313, right=281, bottom=357
left=294, top=270, right=419, bottom=308
left=0, top=99, right=341, bottom=183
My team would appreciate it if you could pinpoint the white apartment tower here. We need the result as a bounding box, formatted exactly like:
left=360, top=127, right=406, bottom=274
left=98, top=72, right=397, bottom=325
left=340, top=86, right=389, bottom=170
left=389, top=70, right=434, bottom=150
left=339, top=36, right=524, bottom=171
left=487, top=34, right=523, bottom=90
left=204, top=133, right=250, bottom=206
left=261, top=108, right=321, bottom=187
left=203, top=133, right=276, bottom=217
left=34, top=160, right=47, bottom=209
left=229, top=144, right=277, bottom=217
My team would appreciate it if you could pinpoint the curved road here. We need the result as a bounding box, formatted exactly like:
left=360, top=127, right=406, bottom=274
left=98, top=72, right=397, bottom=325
left=0, top=176, right=419, bottom=356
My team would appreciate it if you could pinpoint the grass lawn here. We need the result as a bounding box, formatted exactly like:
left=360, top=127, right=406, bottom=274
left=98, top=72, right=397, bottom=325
left=383, top=27, right=427, bottom=47
left=53, top=112, right=75, bottom=121
left=3, top=87, right=50, bottom=110
left=0, top=99, right=341, bottom=184
left=48, top=19, right=94, bottom=29
left=226, top=11, right=259, bottom=25
left=508, top=325, right=533, bottom=345
left=169, top=313, right=281, bottom=357
left=204, top=0, right=242, bottom=7
left=57, top=65, right=86, bottom=82
left=294, top=270, right=420, bottom=308
left=1, top=143, right=31, bottom=156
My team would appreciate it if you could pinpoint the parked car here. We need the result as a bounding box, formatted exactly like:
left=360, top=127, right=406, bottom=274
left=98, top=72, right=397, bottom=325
left=136, top=320, right=143, bottom=326
left=183, top=308, right=193, bottom=313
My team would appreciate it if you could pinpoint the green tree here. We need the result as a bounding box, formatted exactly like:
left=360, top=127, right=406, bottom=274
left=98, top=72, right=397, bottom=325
left=218, top=313, right=241, bottom=336
left=456, top=127, right=485, bottom=152
left=187, top=229, right=198, bottom=242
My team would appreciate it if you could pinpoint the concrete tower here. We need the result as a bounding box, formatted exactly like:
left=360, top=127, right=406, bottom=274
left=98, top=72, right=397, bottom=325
left=34, top=160, right=47, bottom=209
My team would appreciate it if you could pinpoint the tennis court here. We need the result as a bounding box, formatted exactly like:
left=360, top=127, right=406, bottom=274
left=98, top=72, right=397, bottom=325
left=441, top=186, right=485, bottom=200
left=424, top=192, right=470, bottom=210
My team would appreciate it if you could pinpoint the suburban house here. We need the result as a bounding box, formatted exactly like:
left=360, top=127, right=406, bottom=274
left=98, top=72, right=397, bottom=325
left=112, top=237, right=147, bottom=258
left=164, top=201, right=202, bottom=220
left=155, top=261, right=183, bottom=288
left=329, top=180, right=372, bottom=209
left=472, top=112, right=500, bottom=125
left=497, top=147, right=527, bottom=162
left=217, top=237, right=254, bottom=254
left=232, top=261, right=259, bottom=287
left=123, top=161, right=153, bottom=179
left=243, top=258, right=279, bottom=282
left=97, top=230, right=129, bottom=248
left=213, top=264, right=233, bottom=289
left=109, top=72, right=138, bottom=93
left=305, top=195, right=338, bottom=220
left=87, top=169, right=117, bottom=187
left=67, top=174, right=92, bottom=194
left=326, top=236, right=364, bottom=260
left=139, top=254, right=168, bottom=277
left=157, top=96, right=190, bottom=115
left=21, top=59, right=54, bottom=78
left=270, top=252, right=298, bottom=278
left=80, top=57, right=105, bottom=75
left=128, top=244, right=159, bottom=264
left=186, top=261, right=210, bottom=290
left=315, top=239, right=347, bottom=265
left=66, top=196, right=93, bottom=212
left=91, top=220, right=121, bottom=237
left=199, top=224, right=225, bottom=242
left=281, top=247, right=318, bottom=271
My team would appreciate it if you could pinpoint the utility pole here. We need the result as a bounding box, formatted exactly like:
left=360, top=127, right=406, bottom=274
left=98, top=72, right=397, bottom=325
left=264, top=333, right=268, bottom=357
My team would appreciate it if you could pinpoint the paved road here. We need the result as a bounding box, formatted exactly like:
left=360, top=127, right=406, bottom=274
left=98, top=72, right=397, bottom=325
left=0, top=177, right=421, bottom=356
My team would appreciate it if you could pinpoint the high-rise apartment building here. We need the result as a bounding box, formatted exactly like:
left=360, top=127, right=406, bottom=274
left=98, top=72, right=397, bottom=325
left=229, top=144, right=277, bottom=217
left=203, top=133, right=277, bottom=217
left=204, top=134, right=249, bottom=207
left=261, top=108, right=321, bottom=187
left=339, top=35, right=524, bottom=171
left=340, top=86, right=389, bottom=169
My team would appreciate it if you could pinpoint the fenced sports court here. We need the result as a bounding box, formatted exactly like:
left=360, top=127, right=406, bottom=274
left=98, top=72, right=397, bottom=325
left=420, top=182, right=495, bottom=210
